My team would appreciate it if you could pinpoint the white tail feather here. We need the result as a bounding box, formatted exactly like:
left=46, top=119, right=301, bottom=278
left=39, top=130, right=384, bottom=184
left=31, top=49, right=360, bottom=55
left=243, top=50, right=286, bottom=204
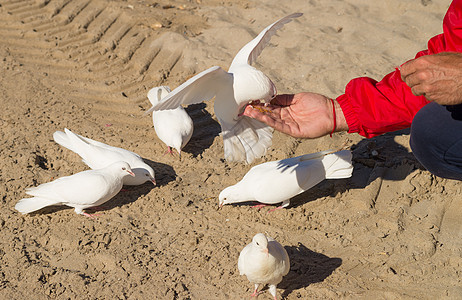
left=322, top=150, right=353, bottom=179
left=15, top=197, right=58, bottom=214
left=222, top=117, right=273, bottom=164
left=53, top=130, right=79, bottom=154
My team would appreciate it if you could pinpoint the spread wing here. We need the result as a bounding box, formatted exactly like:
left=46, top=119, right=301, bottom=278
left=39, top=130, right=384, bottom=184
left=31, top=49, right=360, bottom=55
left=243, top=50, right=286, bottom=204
left=144, top=66, right=233, bottom=114
left=229, top=13, right=303, bottom=69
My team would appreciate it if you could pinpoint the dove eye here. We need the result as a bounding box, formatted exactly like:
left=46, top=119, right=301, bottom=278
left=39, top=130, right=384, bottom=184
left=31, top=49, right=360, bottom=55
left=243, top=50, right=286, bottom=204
left=122, top=167, right=126, bottom=170
left=256, top=242, right=259, bottom=246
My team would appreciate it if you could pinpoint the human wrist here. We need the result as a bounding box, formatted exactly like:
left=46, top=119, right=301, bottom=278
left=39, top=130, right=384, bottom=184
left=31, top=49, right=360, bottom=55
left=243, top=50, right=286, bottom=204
left=333, top=99, right=348, bottom=133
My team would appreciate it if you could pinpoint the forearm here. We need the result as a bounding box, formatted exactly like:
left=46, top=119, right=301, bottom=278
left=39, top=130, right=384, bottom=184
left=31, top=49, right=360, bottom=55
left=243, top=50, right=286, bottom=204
left=336, top=71, right=429, bottom=138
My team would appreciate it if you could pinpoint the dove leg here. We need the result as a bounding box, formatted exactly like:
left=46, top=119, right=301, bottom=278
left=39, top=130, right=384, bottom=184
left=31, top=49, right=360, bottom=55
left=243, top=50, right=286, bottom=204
left=267, top=200, right=290, bottom=213
left=250, top=283, right=260, bottom=297
left=268, top=284, right=278, bottom=300
left=82, top=212, right=100, bottom=219
left=165, top=146, right=175, bottom=156
left=75, top=207, right=101, bottom=218
left=251, top=203, right=269, bottom=210
left=267, top=206, right=284, bottom=213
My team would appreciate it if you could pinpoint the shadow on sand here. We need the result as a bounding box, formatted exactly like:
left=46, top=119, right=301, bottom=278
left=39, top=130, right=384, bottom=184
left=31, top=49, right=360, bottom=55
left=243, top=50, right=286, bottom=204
left=182, top=103, right=221, bottom=157
left=279, top=242, right=342, bottom=298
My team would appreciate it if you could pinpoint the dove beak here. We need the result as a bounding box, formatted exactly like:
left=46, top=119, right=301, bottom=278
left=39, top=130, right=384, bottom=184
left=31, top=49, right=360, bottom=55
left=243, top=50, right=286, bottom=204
left=127, top=170, right=135, bottom=177
left=151, top=178, right=157, bottom=186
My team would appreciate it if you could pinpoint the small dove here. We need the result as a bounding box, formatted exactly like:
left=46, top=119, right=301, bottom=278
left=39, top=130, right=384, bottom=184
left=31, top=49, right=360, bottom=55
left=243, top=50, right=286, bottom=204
left=238, top=233, right=290, bottom=300
left=144, top=13, right=303, bottom=164
left=219, top=150, right=353, bottom=209
left=53, top=128, right=156, bottom=186
left=147, top=86, right=194, bottom=157
left=15, top=161, right=135, bottom=216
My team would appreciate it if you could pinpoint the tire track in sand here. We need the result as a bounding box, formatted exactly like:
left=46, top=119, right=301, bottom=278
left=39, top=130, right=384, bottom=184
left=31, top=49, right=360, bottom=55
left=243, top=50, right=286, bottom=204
left=0, top=0, right=216, bottom=138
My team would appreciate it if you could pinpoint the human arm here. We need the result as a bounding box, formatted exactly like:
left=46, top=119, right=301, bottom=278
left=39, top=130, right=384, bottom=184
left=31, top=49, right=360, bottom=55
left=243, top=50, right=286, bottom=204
left=245, top=0, right=462, bottom=139
left=242, top=93, right=348, bottom=139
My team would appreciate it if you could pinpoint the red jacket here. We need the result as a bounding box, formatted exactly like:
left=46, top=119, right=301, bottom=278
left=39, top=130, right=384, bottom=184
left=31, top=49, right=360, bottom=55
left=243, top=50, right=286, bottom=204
left=336, top=0, right=462, bottom=138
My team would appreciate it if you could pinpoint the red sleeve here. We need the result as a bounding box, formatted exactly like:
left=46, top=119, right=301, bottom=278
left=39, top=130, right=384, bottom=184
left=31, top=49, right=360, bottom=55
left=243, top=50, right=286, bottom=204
left=336, top=0, right=462, bottom=138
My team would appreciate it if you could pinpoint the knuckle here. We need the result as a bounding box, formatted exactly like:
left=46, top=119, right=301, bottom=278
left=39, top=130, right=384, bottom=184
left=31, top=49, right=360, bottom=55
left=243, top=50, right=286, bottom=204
left=423, top=84, right=435, bottom=94
left=416, top=71, right=430, bottom=81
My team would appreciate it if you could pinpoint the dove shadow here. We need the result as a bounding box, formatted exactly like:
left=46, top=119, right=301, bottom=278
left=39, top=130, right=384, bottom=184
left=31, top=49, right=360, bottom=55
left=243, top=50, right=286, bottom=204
left=286, top=129, right=424, bottom=209
left=182, top=103, right=221, bottom=156
left=279, top=242, right=342, bottom=298
left=102, top=159, right=176, bottom=210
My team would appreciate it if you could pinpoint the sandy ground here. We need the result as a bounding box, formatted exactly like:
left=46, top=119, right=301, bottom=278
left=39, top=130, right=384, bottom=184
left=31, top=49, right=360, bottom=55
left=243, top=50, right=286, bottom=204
left=1, top=0, right=462, bottom=299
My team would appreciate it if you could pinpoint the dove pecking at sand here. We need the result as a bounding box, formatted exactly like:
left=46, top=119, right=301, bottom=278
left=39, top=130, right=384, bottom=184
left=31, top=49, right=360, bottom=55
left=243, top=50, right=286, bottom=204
left=53, top=128, right=156, bottom=186
left=219, top=150, right=353, bottom=209
left=147, top=86, right=194, bottom=158
left=144, top=13, right=303, bottom=164
left=238, top=233, right=290, bottom=300
left=15, top=161, right=135, bottom=217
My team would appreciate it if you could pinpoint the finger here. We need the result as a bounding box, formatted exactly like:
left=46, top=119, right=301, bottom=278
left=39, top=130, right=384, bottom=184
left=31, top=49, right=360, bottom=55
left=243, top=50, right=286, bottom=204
left=242, top=105, right=275, bottom=119
left=410, top=84, right=426, bottom=97
left=403, top=73, right=421, bottom=89
left=243, top=105, right=274, bottom=121
left=258, top=113, right=293, bottom=134
left=400, top=59, right=418, bottom=80
left=243, top=106, right=298, bottom=136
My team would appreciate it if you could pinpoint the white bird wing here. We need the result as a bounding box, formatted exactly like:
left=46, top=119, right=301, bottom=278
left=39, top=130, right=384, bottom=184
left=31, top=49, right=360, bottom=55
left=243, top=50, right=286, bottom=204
left=237, top=154, right=326, bottom=204
left=221, top=116, right=273, bottom=164
left=54, top=128, right=142, bottom=168
left=249, top=161, right=308, bottom=204
left=25, top=171, right=112, bottom=206
left=267, top=238, right=290, bottom=277
left=238, top=243, right=252, bottom=275
left=275, top=150, right=334, bottom=169
left=144, top=66, right=232, bottom=114
left=76, top=132, right=142, bottom=161
left=229, top=13, right=303, bottom=69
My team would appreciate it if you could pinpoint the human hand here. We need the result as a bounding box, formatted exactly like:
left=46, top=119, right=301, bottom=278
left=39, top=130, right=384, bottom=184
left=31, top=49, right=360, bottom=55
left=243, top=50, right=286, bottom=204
left=242, top=92, right=348, bottom=139
left=400, top=52, right=462, bottom=105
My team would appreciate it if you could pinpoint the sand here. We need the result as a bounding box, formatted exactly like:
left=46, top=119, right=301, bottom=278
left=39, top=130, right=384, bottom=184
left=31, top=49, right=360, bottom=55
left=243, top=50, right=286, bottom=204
left=1, top=0, right=461, bottom=299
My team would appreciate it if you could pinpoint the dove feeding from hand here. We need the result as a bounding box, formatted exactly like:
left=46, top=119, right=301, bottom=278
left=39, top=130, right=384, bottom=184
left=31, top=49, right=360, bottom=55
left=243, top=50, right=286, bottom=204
left=219, top=150, right=353, bottom=209
left=53, top=128, right=156, bottom=186
left=147, top=86, right=194, bottom=158
left=144, top=13, right=303, bottom=164
left=238, top=233, right=290, bottom=300
left=15, top=161, right=135, bottom=217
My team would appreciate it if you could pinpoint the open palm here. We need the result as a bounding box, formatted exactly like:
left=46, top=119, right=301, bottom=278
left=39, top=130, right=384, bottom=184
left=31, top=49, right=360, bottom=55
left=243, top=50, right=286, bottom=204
left=243, top=92, right=345, bottom=138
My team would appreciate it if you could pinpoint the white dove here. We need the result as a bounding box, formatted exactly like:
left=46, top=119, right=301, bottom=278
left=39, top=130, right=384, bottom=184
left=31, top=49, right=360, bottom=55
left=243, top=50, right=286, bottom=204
left=144, top=13, right=303, bottom=164
left=15, top=161, right=135, bottom=217
left=238, top=233, right=290, bottom=300
left=147, top=86, right=193, bottom=157
left=53, top=128, right=156, bottom=186
left=219, top=150, right=353, bottom=209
